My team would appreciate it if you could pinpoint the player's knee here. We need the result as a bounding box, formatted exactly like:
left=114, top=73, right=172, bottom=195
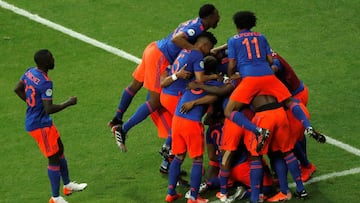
left=148, top=93, right=161, bottom=109
left=193, top=156, right=203, bottom=162
left=175, top=153, right=186, bottom=161
left=48, top=152, right=61, bottom=165
left=250, top=155, right=262, bottom=161
left=129, top=80, right=143, bottom=93
left=281, top=151, right=292, bottom=157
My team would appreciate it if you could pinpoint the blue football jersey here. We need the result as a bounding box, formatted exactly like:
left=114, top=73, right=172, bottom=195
left=157, top=17, right=205, bottom=64
left=228, top=30, right=273, bottom=77
left=162, top=49, right=204, bottom=96
left=175, top=80, right=223, bottom=121
left=20, top=67, right=53, bottom=131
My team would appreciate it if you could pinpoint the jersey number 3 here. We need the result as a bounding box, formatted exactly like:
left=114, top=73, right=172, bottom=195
left=242, top=37, right=260, bottom=60
left=25, top=84, right=36, bottom=107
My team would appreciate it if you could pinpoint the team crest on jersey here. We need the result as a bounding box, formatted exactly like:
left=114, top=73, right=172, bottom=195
left=187, top=29, right=195, bottom=36
left=45, top=89, right=53, bottom=96
left=200, top=61, right=204, bottom=69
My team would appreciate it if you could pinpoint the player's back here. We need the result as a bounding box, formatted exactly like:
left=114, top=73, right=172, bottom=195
left=228, top=30, right=273, bottom=77
left=163, top=49, right=204, bottom=96
left=21, top=67, right=53, bottom=131
left=175, top=80, right=222, bottom=122
left=157, top=17, right=205, bottom=64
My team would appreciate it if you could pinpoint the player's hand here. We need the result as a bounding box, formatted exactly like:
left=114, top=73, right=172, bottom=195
left=230, top=72, right=241, bottom=80
left=180, top=101, right=195, bottom=114
left=210, top=48, right=221, bottom=56
left=177, top=64, right=192, bottom=80
left=67, top=96, right=77, bottom=106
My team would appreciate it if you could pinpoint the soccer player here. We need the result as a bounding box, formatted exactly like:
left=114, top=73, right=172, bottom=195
left=109, top=4, right=220, bottom=152
left=222, top=11, right=309, bottom=202
left=271, top=51, right=318, bottom=182
left=186, top=75, right=275, bottom=203
left=206, top=47, right=321, bottom=184
left=14, top=49, right=87, bottom=203
left=158, top=32, right=218, bottom=173
left=202, top=108, right=272, bottom=202
left=165, top=62, right=222, bottom=203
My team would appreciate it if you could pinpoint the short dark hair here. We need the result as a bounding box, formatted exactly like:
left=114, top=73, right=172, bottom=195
left=34, top=49, right=53, bottom=69
left=199, top=4, right=216, bottom=18
left=198, top=31, right=218, bottom=46
left=233, top=11, right=257, bottom=30
left=204, top=55, right=218, bottom=75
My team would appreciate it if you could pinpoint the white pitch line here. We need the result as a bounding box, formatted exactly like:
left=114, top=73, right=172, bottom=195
left=0, top=0, right=141, bottom=65
left=325, top=136, right=360, bottom=157
left=289, top=166, right=360, bottom=187
left=209, top=167, right=360, bottom=203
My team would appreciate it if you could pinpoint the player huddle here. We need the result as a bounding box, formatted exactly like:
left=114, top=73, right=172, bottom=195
left=14, top=3, right=326, bottom=203
left=107, top=4, right=326, bottom=203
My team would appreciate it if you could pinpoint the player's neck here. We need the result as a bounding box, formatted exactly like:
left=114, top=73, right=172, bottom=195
left=37, top=67, right=48, bottom=74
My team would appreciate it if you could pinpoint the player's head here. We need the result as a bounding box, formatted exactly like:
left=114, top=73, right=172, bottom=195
left=233, top=11, right=256, bottom=30
left=34, top=49, right=55, bottom=71
left=196, top=31, right=217, bottom=55
left=199, top=4, right=220, bottom=29
left=204, top=55, right=218, bottom=75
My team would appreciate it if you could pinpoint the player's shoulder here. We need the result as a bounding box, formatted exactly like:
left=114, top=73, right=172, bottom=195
left=189, top=49, right=204, bottom=58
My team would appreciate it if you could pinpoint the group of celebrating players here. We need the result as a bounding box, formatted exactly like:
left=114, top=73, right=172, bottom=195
left=14, top=3, right=327, bottom=203
left=108, top=4, right=326, bottom=203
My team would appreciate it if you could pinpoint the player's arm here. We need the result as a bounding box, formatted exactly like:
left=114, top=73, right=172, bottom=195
left=171, top=32, right=196, bottom=50
left=43, top=96, right=77, bottom=115
left=210, top=43, right=228, bottom=56
left=271, top=58, right=281, bottom=72
left=188, top=81, right=234, bottom=97
left=227, top=58, right=238, bottom=79
left=180, top=94, right=218, bottom=114
left=14, top=81, right=26, bottom=102
left=266, top=54, right=273, bottom=66
left=194, top=71, right=219, bottom=83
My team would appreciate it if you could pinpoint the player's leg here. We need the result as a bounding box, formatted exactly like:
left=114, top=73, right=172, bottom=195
left=267, top=152, right=292, bottom=202
left=122, top=90, right=161, bottom=134
left=187, top=121, right=207, bottom=203
left=282, top=151, right=308, bottom=199
left=165, top=153, right=185, bottom=202
left=287, top=103, right=317, bottom=182
left=48, top=150, right=62, bottom=201
left=56, top=138, right=87, bottom=196
left=109, top=42, right=152, bottom=127
left=217, top=150, right=232, bottom=201
left=249, top=156, right=264, bottom=203
left=29, top=127, right=65, bottom=202
left=166, top=116, right=186, bottom=202
left=113, top=41, right=167, bottom=151
left=243, top=129, right=265, bottom=203
left=188, top=156, right=205, bottom=201
left=110, top=79, right=143, bottom=127
left=112, top=91, right=163, bottom=152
